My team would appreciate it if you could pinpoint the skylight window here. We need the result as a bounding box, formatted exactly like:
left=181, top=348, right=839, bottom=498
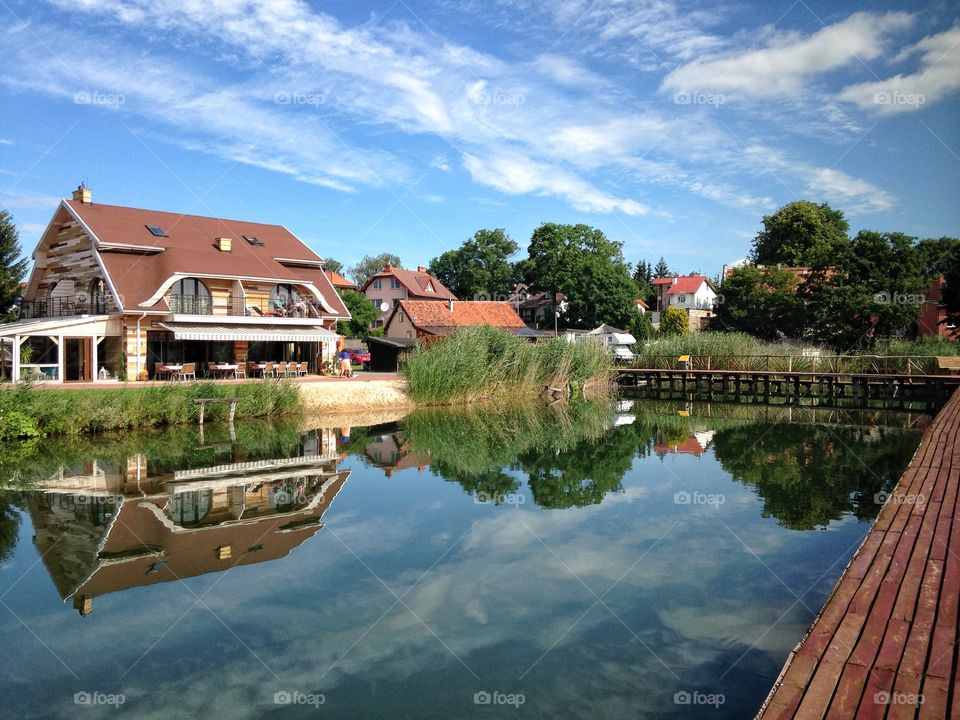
left=145, top=225, right=168, bottom=237
left=243, top=235, right=264, bottom=246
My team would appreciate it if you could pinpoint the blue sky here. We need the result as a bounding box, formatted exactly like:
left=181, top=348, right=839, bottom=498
left=0, top=0, right=957, bottom=278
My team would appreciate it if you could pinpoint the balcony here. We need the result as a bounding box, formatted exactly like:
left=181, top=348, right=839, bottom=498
left=169, top=295, right=326, bottom=319
left=18, top=296, right=112, bottom=319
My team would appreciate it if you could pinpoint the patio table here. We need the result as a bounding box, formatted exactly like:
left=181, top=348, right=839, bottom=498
left=156, top=364, right=183, bottom=380
left=248, top=362, right=267, bottom=377
left=210, top=363, right=238, bottom=379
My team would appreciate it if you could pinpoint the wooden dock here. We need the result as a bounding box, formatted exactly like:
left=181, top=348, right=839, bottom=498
left=618, top=368, right=960, bottom=402
left=757, top=388, right=960, bottom=718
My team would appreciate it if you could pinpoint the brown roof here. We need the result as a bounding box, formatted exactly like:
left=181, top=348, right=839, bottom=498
left=326, top=270, right=358, bottom=290
left=361, top=265, right=457, bottom=300
left=393, top=300, right=526, bottom=333
left=57, top=200, right=348, bottom=316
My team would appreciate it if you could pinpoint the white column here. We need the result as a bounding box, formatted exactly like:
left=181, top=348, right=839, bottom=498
left=57, top=334, right=65, bottom=382
left=12, top=335, right=20, bottom=383
left=91, top=335, right=99, bottom=382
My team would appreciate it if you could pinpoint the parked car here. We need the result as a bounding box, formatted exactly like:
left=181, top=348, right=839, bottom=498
left=347, top=348, right=371, bottom=369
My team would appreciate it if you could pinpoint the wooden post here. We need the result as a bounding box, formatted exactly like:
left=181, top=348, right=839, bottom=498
left=199, top=402, right=206, bottom=425
left=229, top=400, right=237, bottom=424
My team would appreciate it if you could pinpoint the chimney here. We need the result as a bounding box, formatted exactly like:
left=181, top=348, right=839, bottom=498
left=417, top=266, right=427, bottom=273
left=72, top=184, right=91, bottom=203
left=384, top=264, right=392, bottom=272
left=215, top=237, right=232, bottom=252
left=671, top=277, right=677, bottom=285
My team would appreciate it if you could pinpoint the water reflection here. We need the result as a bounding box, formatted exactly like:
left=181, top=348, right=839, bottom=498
left=7, top=423, right=348, bottom=616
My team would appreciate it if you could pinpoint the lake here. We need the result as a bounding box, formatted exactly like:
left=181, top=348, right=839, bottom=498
left=0, top=400, right=930, bottom=718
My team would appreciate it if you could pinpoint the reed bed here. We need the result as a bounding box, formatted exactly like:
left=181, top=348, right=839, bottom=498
left=402, top=326, right=614, bottom=404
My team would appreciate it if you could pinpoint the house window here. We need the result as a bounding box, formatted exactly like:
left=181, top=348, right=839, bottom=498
left=406, top=331, right=412, bottom=339
left=390, top=278, right=401, bottom=289
left=372, top=279, right=382, bottom=290
left=399, top=313, right=404, bottom=323
left=270, top=284, right=301, bottom=315
left=89, top=278, right=108, bottom=313
left=679, top=295, right=686, bottom=303
left=170, top=278, right=212, bottom=314
left=393, top=298, right=400, bottom=308
left=370, top=297, right=381, bottom=309
left=424, top=281, right=434, bottom=292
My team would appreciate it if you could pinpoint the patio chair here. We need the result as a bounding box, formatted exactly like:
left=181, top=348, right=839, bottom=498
left=180, top=363, right=196, bottom=381
left=297, top=361, right=308, bottom=377
left=276, top=361, right=288, bottom=377
left=263, top=361, right=275, bottom=378
left=236, top=361, right=246, bottom=379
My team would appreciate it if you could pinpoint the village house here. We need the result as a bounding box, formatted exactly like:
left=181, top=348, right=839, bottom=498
left=360, top=264, right=456, bottom=328
left=326, top=270, right=358, bottom=294
left=0, top=186, right=349, bottom=382
left=651, top=275, right=718, bottom=331
left=918, top=276, right=959, bottom=339
left=519, top=291, right=567, bottom=328
left=384, top=299, right=536, bottom=340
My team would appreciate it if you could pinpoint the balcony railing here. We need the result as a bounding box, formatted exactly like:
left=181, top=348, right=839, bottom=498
left=170, top=294, right=327, bottom=318
left=19, top=296, right=110, bottom=319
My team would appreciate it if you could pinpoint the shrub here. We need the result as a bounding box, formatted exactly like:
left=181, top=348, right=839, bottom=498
left=659, top=306, right=689, bottom=335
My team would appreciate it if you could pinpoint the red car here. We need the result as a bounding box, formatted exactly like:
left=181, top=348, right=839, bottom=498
left=347, top=348, right=371, bottom=369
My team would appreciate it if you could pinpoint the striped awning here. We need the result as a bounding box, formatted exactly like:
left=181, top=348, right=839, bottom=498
left=159, top=322, right=339, bottom=342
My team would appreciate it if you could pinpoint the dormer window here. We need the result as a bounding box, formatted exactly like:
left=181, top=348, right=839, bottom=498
left=146, top=225, right=168, bottom=237
left=425, top=281, right=434, bottom=292
left=243, top=235, right=264, bottom=246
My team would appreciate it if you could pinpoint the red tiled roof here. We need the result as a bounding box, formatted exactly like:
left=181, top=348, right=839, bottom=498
left=326, top=270, right=357, bottom=290
left=361, top=266, right=456, bottom=300
left=653, top=437, right=707, bottom=457
left=57, top=200, right=348, bottom=316
left=665, top=276, right=709, bottom=295
left=395, top=300, right=526, bottom=332
left=651, top=277, right=674, bottom=285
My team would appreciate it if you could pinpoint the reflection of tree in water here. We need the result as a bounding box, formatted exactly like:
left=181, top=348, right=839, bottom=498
left=712, top=424, right=921, bottom=530
left=0, top=492, right=21, bottom=564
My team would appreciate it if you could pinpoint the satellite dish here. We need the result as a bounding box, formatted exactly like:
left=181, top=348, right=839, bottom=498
left=380, top=302, right=390, bottom=312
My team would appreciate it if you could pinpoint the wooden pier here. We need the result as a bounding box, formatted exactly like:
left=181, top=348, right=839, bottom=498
left=756, top=388, right=960, bottom=718
left=618, top=368, right=960, bottom=402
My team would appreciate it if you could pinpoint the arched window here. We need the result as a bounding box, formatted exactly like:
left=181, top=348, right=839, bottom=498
left=170, top=278, right=212, bottom=314
left=89, top=278, right=107, bottom=313
left=270, top=284, right=301, bottom=316
left=169, top=490, right=212, bottom=527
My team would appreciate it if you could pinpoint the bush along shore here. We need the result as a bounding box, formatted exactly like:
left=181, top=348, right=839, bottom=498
left=402, top=325, right=614, bottom=404
left=0, top=380, right=302, bottom=439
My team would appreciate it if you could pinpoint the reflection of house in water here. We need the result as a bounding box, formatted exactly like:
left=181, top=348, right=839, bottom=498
left=654, top=430, right=716, bottom=458
left=363, top=427, right=430, bottom=478
left=25, top=428, right=349, bottom=616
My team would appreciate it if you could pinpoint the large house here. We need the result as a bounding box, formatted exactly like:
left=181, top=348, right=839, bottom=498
left=383, top=299, right=536, bottom=340
left=361, top=264, right=456, bottom=328
left=1, top=186, right=349, bottom=382
left=651, top=275, right=718, bottom=331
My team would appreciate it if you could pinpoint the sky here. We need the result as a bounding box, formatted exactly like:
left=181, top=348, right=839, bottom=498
left=0, top=0, right=958, bottom=279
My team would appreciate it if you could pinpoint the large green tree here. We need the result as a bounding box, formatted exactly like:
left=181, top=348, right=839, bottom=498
left=324, top=258, right=345, bottom=276
left=752, top=200, right=849, bottom=267
left=337, top=289, right=379, bottom=337
left=713, top=265, right=802, bottom=340
left=427, top=228, right=518, bottom=300
left=349, top=253, right=402, bottom=288
left=523, top=223, right=636, bottom=329
left=0, top=210, right=28, bottom=322
left=652, top=256, right=671, bottom=279
left=632, top=259, right=655, bottom=307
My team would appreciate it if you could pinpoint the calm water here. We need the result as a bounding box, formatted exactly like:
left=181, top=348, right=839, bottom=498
left=0, top=401, right=929, bottom=719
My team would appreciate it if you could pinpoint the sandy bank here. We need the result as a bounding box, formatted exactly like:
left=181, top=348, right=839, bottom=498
left=298, top=378, right=415, bottom=413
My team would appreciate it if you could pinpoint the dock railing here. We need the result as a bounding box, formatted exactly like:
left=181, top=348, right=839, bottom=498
left=628, top=354, right=940, bottom=375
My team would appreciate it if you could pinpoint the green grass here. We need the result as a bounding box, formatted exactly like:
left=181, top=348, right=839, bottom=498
left=402, top=326, right=614, bottom=404
left=874, top=337, right=960, bottom=356
left=0, top=380, right=302, bottom=438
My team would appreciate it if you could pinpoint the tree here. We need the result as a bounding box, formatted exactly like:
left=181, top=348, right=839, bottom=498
left=324, top=258, right=344, bottom=276
left=522, top=223, right=636, bottom=329
left=427, top=228, right=518, bottom=300
left=337, top=289, right=379, bottom=337
left=712, top=265, right=802, bottom=340
left=628, top=310, right=654, bottom=343
left=349, top=253, right=401, bottom=288
left=752, top=200, right=849, bottom=267
left=0, top=210, right=28, bottom=322
left=659, top=306, right=689, bottom=335
left=653, top=256, right=671, bottom=279
left=632, top=259, right=655, bottom=307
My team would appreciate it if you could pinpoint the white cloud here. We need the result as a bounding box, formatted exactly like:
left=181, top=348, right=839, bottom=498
left=661, top=12, right=914, bottom=99
left=837, top=25, right=960, bottom=114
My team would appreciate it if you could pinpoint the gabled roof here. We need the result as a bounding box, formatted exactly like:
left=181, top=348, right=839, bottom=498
left=390, top=300, right=526, bottom=334
left=326, top=270, right=357, bottom=290
left=361, top=266, right=456, bottom=300
left=35, top=199, right=348, bottom=317
left=519, top=291, right=566, bottom=309
left=652, top=275, right=712, bottom=295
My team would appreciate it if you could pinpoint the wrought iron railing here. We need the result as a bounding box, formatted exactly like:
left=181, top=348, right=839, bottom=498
left=18, top=296, right=110, bottom=319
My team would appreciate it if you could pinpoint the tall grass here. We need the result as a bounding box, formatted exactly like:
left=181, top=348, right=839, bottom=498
left=402, top=326, right=613, bottom=404
left=0, top=380, right=302, bottom=437
left=874, top=337, right=960, bottom=356
left=634, top=332, right=801, bottom=362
